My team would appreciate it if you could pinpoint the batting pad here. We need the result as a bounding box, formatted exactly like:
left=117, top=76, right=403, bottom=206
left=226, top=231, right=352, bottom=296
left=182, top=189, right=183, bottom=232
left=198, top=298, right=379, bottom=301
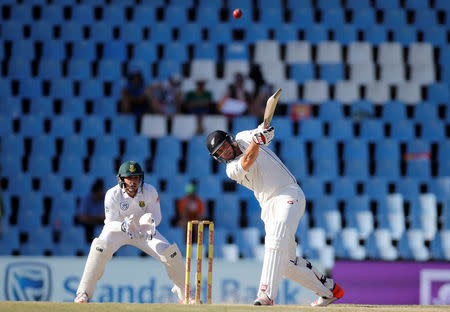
left=283, top=256, right=333, bottom=298
left=77, top=238, right=113, bottom=299
left=161, top=243, right=185, bottom=301
left=257, top=222, right=290, bottom=301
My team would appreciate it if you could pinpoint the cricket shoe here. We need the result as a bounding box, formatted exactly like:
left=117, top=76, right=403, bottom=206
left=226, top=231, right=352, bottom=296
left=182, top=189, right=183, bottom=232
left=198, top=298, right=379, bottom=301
left=74, top=291, right=89, bottom=303
left=311, top=282, right=345, bottom=307
left=253, top=293, right=273, bottom=306
left=178, top=298, right=198, bottom=304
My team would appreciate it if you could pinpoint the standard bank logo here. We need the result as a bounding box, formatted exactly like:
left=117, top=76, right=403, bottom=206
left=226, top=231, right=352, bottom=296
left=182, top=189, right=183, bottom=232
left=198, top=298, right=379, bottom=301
left=5, top=262, right=52, bottom=301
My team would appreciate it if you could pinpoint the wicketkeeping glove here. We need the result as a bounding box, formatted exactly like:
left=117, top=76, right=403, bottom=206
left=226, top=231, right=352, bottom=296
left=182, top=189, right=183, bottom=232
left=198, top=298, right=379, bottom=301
left=139, top=213, right=156, bottom=240
left=252, top=126, right=275, bottom=146
left=121, top=214, right=140, bottom=239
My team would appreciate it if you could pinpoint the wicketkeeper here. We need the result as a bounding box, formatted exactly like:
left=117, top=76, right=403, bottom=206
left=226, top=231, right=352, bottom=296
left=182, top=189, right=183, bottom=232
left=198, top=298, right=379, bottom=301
left=206, top=126, right=345, bottom=306
left=74, top=161, right=186, bottom=303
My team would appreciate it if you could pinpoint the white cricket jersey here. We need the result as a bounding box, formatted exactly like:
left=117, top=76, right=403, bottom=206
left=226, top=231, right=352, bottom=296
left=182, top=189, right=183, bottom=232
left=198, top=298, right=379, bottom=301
left=104, top=183, right=162, bottom=226
left=226, top=130, right=299, bottom=205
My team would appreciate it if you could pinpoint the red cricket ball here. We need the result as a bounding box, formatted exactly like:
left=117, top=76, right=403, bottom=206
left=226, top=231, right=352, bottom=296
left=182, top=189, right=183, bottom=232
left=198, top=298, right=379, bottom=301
left=233, top=8, right=243, bottom=19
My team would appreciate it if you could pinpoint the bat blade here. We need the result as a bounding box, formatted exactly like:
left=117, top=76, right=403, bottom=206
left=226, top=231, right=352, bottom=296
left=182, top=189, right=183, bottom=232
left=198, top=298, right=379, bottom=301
left=263, top=88, right=282, bottom=128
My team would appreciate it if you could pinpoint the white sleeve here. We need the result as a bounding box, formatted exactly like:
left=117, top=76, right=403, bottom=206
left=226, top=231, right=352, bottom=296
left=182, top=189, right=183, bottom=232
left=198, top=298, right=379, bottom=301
left=226, top=158, right=248, bottom=181
left=104, top=190, right=120, bottom=224
left=146, top=186, right=162, bottom=226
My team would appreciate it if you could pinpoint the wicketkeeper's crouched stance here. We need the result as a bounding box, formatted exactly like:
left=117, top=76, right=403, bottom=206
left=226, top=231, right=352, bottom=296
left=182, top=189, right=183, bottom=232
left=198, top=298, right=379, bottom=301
left=74, top=161, right=186, bottom=303
left=206, top=126, right=345, bottom=307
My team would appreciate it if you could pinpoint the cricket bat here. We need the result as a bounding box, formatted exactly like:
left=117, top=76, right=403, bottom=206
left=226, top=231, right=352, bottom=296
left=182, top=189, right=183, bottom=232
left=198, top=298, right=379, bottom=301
left=263, top=88, right=282, bottom=128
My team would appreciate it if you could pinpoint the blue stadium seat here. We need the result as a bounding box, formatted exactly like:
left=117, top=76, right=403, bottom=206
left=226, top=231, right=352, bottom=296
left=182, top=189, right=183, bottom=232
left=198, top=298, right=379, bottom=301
left=23, top=227, right=55, bottom=255
left=125, top=135, right=151, bottom=157
left=90, top=22, right=113, bottom=42
left=344, top=139, right=368, bottom=161
left=197, top=175, right=222, bottom=199
left=120, top=23, right=142, bottom=44
left=12, top=40, right=34, bottom=60
left=243, top=24, right=269, bottom=43
left=80, top=79, right=103, bottom=99
left=274, top=24, right=298, bottom=43
left=196, top=7, right=220, bottom=27
left=376, top=159, right=400, bottom=179
left=334, top=24, right=357, bottom=44
left=193, top=42, right=218, bottom=60
left=314, top=158, right=338, bottom=179
left=390, top=120, right=414, bottom=141
left=359, top=119, right=384, bottom=141
left=179, top=23, right=203, bottom=44
left=429, top=177, right=450, bottom=201
left=280, top=137, right=306, bottom=160
left=157, top=60, right=181, bottom=80
left=1, top=134, right=24, bottom=158
left=115, top=245, right=142, bottom=257
left=71, top=5, right=95, bottom=25
left=39, top=59, right=62, bottom=79
left=383, top=9, right=407, bottom=28
left=39, top=174, right=64, bottom=197
left=407, top=139, right=430, bottom=154
left=423, top=26, right=447, bottom=46
left=284, top=158, right=307, bottom=178
left=259, top=8, right=283, bottom=27
left=164, top=6, right=187, bottom=27
left=59, top=226, right=88, bottom=254
left=232, top=115, right=258, bottom=133
left=98, top=60, right=122, bottom=81
left=393, top=26, right=417, bottom=46
left=103, top=41, right=127, bottom=61
left=41, top=5, right=64, bottom=24
left=19, top=116, right=44, bottom=137
left=61, top=22, right=84, bottom=42
left=414, top=101, right=438, bottom=123
left=224, top=43, right=249, bottom=60
left=352, top=8, right=376, bottom=29
left=290, top=8, right=314, bottom=27
left=407, top=160, right=431, bottom=178
left=271, top=116, right=294, bottom=138
left=94, top=136, right=119, bottom=157
left=153, top=156, right=179, bottom=178
left=1, top=21, right=23, bottom=40
left=332, top=177, right=356, bottom=200
left=31, top=135, right=56, bottom=157
left=365, top=177, right=388, bottom=200
left=103, top=6, right=125, bottom=25
left=421, top=121, right=445, bottom=141
left=155, top=136, right=181, bottom=160
left=236, top=227, right=262, bottom=258
left=319, top=63, right=344, bottom=83
left=151, top=23, right=172, bottom=44
left=430, top=231, right=446, bottom=260
left=312, top=138, right=337, bottom=161
left=0, top=226, right=20, bottom=255
left=31, top=21, right=54, bottom=41
left=375, top=139, right=400, bottom=161
left=89, top=155, right=115, bottom=176
left=165, top=175, right=190, bottom=197
left=382, top=100, right=406, bottom=122
left=347, top=0, right=371, bottom=9
left=299, top=119, right=323, bottom=140
left=299, top=177, right=324, bottom=200
left=414, top=9, right=437, bottom=28
left=67, top=59, right=91, bottom=80
left=59, top=154, right=85, bottom=177
left=79, top=115, right=105, bottom=137
left=164, top=42, right=188, bottom=62
left=209, top=23, right=232, bottom=44
left=186, top=157, right=212, bottom=178
left=50, top=79, right=74, bottom=98
left=398, top=230, right=430, bottom=261
left=20, top=79, right=43, bottom=98
left=1, top=154, right=22, bottom=177
left=351, top=100, right=374, bottom=118
left=290, top=63, right=314, bottom=83
left=133, top=6, right=156, bottom=27
left=321, top=8, right=345, bottom=28
left=305, top=25, right=328, bottom=44
left=111, top=115, right=137, bottom=138
left=363, top=25, right=387, bottom=44
left=8, top=58, right=30, bottom=79
left=435, top=0, right=450, bottom=10
left=329, top=119, right=353, bottom=140
left=133, top=42, right=157, bottom=62
left=72, top=41, right=96, bottom=61
left=405, top=0, right=429, bottom=9
left=345, top=159, right=369, bottom=178
left=214, top=194, right=240, bottom=229
left=396, top=178, right=420, bottom=200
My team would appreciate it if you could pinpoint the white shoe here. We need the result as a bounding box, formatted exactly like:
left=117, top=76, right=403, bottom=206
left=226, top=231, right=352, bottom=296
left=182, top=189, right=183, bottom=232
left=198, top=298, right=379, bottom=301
left=253, top=293, right=273, bottom=306
left=311, top=282, right=345, bottom=307
left=74, top=291, right=89, bottom=303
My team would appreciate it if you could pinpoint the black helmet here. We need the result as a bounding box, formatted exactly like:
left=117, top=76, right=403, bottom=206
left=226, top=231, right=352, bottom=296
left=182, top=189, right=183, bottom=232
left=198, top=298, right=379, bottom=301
left=206, top=130, right=235, bottom=162
left=117, top=160, right=144, bottom=190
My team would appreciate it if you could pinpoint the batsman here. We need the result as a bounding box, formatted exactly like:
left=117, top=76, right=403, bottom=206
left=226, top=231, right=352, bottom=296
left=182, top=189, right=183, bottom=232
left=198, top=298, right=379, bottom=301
left=206, top=89, right=344, bottom=306
left=74, top=161, right=186, bottom=303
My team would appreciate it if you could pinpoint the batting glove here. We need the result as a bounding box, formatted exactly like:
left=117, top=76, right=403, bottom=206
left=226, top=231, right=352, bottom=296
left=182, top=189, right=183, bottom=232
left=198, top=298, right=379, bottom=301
left=139, top=213, right=156, bottom=240
left=252, top=126, right=275, bottom=146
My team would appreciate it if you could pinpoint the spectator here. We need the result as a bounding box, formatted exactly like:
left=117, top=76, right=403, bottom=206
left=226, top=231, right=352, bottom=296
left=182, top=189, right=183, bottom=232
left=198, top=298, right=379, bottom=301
left=248, top=64, right=274, bottom=119
left=76, top=179, right=105, bottom=243
left=150, top=73, right=184, bottom=116
left=176, top=183, right=205, bottom=243
left=218, top=72, right=252, bottom=119
left=120, top=68, right=155, bottom=118
left=183, top=79, right=214, bottom=133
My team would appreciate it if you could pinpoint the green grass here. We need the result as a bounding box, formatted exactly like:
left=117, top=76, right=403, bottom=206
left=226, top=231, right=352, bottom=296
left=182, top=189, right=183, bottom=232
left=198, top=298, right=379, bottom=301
left=0, top=302, right=448, bottom=312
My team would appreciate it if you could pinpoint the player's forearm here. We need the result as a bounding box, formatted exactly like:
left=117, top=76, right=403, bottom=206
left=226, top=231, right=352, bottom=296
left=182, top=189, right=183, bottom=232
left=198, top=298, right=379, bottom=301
left=241, top=141, right=259, bottom=171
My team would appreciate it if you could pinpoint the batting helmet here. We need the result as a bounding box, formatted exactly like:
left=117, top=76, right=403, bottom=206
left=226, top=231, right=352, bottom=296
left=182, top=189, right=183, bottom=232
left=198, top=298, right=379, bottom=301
left=117, top=160, right=144, bottom=190
left=206, top=130, right=235, bottom=162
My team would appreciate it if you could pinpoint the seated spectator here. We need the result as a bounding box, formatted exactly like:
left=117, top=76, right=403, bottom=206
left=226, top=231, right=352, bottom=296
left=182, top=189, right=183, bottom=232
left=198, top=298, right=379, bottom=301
left=149, top=73, right=184, bottom=117
left=176, top=183, right=205, bottom=243
left=76, top=179, right=105, bottom=243
left=183, top=79, right=214, bottom=133
left=218, top=72, right=252, bottom=119
left=248, top=64, right=274, bottom=119
left=120, top=68, right=155, bottom=117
